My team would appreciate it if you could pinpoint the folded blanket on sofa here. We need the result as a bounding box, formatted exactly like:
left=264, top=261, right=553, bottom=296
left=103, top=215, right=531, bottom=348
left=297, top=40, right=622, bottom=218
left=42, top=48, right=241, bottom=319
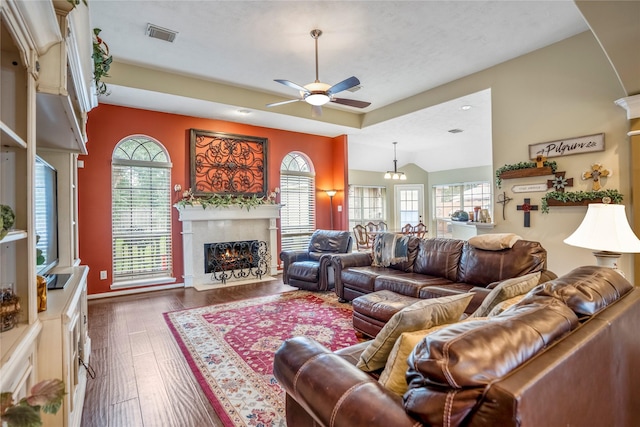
left=372, top=233, right=409, bottom=267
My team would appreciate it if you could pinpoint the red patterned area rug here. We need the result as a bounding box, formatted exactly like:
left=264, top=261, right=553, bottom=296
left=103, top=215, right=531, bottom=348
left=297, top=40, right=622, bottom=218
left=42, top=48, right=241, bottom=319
left=163, top=290, right=358, bottom=427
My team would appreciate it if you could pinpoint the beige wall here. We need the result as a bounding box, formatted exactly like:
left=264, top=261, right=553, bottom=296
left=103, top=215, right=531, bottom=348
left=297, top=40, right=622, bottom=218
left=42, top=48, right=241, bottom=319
left=350, top=31, right=631, bottom=279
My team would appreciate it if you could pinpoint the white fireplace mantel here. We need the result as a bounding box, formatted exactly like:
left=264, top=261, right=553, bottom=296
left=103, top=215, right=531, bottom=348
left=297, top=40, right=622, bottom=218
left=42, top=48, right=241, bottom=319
left=175, top=204, right=281, bottom=288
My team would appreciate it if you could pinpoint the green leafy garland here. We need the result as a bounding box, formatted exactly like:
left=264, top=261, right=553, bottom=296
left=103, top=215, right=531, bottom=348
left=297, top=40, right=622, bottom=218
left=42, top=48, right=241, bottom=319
left=177, top=188, right=279, bottom=211
left=495, top=160, right=557, bottom=189
left=92, top=28, right=112, bottom=96
left=541, top=189, right=623, bottom=213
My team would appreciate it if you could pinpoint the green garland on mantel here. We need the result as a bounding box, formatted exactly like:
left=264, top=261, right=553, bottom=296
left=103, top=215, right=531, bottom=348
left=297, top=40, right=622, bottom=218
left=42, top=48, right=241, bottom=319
left=541, top=189, right=623, bottom=213
left=176, top=188, right=279, bottom=211
left=495, top=160, right=558, bottom=188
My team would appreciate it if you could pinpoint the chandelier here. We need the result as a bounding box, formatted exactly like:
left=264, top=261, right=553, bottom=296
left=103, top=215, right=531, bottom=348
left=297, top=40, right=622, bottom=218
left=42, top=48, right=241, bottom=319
left=383, top=141, right=407, bottom=180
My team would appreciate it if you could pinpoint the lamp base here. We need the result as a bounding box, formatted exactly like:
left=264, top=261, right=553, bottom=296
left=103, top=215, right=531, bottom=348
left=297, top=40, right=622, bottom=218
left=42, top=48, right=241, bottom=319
left=592, top=251, right=625, bottom=277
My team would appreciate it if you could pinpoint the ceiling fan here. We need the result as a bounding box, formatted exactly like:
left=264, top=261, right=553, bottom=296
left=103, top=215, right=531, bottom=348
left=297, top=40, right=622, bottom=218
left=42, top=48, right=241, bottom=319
left=267, top=29, right=371, bottom=117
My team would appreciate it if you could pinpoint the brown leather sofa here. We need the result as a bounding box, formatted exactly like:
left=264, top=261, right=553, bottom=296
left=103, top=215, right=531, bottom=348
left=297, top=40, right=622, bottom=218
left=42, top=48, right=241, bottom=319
left=274, top=266, right=640, bottom=426
left=280, top=229, right=353, bottom=291
left=332, top=236, right=555, bottom=335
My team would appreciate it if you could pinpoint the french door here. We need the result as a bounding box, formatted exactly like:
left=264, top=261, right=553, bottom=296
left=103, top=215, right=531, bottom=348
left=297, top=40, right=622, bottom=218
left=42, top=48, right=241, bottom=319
left=394, top=184, right=424, bottom=229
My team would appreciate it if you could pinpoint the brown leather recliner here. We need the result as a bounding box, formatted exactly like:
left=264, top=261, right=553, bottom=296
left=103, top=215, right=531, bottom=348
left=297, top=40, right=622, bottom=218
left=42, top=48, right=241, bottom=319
left=280, top=229, right=353, bottom=291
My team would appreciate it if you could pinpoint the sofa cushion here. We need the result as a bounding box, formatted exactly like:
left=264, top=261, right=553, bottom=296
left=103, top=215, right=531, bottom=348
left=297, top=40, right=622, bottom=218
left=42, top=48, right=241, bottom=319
left=518, top=265, right=633, bottom=316
left=287, top=261, right=320, bottom=283
left=308, top=229, right=352, bottom=254
left=352, top=290, right=420, bottom=326
left=356, top=293, right=474, bottom=372
left=468, top=233, right=521, bottom=250
left=404, top=298, right=579, bottom=426
left=374, top=273, right=453, bottom=297
left=457, top=239, right=547, bottom=286
left=342, top=266, right=405, bottom=294
left=412, top=238, right=464, bottom=281
left=469, top=271, right=541, bottom=318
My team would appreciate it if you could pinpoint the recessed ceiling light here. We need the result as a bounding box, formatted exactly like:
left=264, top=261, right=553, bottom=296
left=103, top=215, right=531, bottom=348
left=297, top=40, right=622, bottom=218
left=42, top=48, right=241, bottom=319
left=460, top=105, right=472, bottom=111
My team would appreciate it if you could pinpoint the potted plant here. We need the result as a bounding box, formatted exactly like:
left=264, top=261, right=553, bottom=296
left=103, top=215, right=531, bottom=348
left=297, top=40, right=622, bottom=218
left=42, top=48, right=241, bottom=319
left=541, top=189, right=623, bottom=213
left=1, top=379, right=64, bottom=427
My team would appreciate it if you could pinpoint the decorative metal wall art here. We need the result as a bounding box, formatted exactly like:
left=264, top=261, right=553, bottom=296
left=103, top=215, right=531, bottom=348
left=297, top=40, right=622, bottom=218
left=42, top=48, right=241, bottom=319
left=190, top=129, right=267, bottom=196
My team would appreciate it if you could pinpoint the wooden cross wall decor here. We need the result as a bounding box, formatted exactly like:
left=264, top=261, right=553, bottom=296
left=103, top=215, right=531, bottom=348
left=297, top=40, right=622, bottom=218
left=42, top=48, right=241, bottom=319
left=496, top=192, right=513, bottom=220
left=547, top=171, right=574, bottom=193
left=517, top=198, right=538, bottom=227
left=582, top=163, right=611, bottom=191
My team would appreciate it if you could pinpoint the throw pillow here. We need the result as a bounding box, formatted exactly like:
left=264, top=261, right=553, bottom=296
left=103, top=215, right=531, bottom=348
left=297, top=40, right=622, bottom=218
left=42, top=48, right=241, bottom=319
left=378, top=327, right=444, bottom=395
left=487, top=294, right=526, bottom=317
left=470, top=271, right=541, bottom=318
left=380, top=317, right=491, bottom=395
left=356, top=293, right=474, bottom=372
left=467, top=233, right=522, bottom=251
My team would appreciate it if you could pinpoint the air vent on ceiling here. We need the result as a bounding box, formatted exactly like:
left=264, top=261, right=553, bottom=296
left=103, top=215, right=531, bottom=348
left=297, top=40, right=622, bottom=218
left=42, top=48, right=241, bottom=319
left=347, top=85, right=362, bottom=93
left=448, top=128, right=464, bottom=134
left=146, top=24, right=178, bottom=43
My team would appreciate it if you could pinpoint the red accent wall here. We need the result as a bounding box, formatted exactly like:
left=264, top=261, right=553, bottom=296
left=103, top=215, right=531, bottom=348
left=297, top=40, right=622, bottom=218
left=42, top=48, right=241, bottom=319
left=80, top=104, right=347, bottom=295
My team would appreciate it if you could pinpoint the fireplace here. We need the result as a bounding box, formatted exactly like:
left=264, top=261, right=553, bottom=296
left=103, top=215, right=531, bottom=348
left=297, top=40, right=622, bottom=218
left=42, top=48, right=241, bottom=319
left=204, top=240, right=270, bottom=284
left=175, top=204, right=280, bottom=289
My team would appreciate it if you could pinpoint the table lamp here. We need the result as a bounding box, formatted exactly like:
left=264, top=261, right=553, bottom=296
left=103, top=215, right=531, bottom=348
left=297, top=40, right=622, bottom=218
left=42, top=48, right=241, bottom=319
left=564, top=201, right=640, bottom=276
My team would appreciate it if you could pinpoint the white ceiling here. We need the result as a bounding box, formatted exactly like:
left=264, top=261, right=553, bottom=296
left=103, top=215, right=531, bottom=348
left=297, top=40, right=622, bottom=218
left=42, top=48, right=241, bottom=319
left=90, top=0, right=589, bottom=173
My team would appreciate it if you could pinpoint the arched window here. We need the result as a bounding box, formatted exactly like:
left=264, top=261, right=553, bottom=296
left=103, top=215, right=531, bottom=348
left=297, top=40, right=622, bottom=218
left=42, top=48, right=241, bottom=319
left=280, top=152, right=316, bottom=252
left=111, top=136, right=173, bottom=285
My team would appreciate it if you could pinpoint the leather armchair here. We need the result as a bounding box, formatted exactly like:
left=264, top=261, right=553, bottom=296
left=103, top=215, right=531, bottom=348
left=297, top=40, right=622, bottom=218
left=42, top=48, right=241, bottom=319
left=280, top=230, right=353, bottom=291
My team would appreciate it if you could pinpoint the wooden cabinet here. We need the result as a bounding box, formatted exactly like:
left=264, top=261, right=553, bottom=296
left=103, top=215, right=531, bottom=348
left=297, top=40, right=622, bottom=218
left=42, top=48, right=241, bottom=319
left=1, top=1, right=94, bottom=424
left=38, top=266, right=90, bottom=427
left=1, top=0, right=41, bottom=399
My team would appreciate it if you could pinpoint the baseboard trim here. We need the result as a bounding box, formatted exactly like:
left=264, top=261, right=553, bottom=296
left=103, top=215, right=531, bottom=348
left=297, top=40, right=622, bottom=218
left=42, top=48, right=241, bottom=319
left=88, top=282, right=185, bottom=300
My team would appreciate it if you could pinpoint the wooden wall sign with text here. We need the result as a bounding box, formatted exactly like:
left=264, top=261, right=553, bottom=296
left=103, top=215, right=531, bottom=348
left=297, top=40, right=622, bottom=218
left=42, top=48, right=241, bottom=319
left=529, top=133, right=604, bottom=160
left=511, top=184, right=548, bottom=193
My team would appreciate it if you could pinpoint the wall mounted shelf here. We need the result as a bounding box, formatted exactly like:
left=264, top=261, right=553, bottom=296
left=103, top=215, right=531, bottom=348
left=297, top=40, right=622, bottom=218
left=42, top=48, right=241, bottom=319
left=499, top=166, right=554, bottom=180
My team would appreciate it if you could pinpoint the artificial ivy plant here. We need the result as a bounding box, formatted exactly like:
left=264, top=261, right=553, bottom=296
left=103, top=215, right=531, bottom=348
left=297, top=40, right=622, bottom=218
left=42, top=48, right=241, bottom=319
left=541, top=189, right=623, bottom=213
left=177, top=188, right=279, bottom=212
left=92, top=28, right=112, bottom=96
left=495, top=160, right=557, bottom=189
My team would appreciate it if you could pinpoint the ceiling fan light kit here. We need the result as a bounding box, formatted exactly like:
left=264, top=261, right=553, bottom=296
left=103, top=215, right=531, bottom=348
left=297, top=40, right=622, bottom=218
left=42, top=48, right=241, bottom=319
left=385, top=142, right=407, bottom=180
left=267, top=29, right=371, bottom=116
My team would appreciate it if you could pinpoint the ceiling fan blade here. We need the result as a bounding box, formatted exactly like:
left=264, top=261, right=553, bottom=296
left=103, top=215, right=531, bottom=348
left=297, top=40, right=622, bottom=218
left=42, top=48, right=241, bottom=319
left=311, top=105, right=322, bottom=118
left=274, top=79, right=310, bottom=94
left=266, top=98, right=302, bottom=108
left=331, top=98, right=371, bottom=108
left=326, top=76, right=360, bottom=96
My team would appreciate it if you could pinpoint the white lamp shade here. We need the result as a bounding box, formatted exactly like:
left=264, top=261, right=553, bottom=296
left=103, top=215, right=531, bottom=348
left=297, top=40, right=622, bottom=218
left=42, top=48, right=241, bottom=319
left=564, top=204, right=640, bottom=253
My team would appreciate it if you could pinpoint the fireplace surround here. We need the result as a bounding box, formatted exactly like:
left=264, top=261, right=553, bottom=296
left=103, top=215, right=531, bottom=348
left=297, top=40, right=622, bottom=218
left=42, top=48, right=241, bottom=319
left=175, top=204, right=280, bottom=289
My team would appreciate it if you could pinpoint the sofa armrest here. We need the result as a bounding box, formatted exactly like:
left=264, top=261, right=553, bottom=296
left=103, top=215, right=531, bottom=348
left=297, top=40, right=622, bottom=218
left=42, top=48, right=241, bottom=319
left=280, top=250, right=311, bottom=284
left=331, top=252, right=374, bottom=300
left=273, top=337, right=418, bottom=427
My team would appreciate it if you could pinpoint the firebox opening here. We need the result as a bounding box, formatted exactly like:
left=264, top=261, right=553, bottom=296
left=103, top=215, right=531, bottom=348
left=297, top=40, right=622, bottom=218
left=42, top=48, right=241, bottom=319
left=204, top=240, right=260, bottom=274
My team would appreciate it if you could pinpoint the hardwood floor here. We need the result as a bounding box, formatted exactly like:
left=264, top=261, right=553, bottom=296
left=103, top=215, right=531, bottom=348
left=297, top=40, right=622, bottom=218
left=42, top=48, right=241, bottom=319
left=81, top=278, right=296, bottom=427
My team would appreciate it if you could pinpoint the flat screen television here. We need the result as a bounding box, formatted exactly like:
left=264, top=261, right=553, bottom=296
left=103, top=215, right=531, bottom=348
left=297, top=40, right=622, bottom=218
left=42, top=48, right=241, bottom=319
left=34, top=155, right=59, bottom=276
